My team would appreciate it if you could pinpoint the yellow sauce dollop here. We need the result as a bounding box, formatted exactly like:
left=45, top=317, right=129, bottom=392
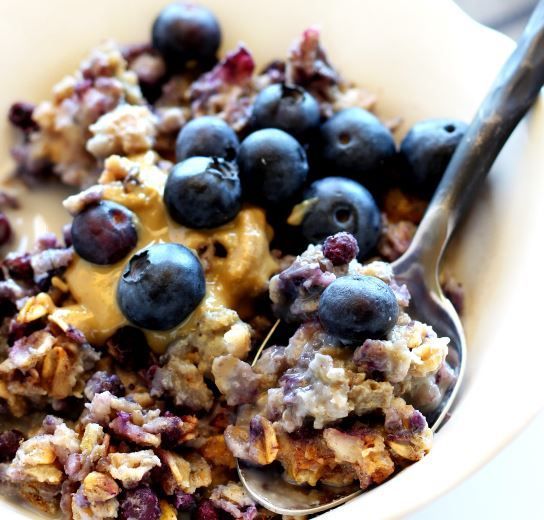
left=51, top=154, right=278, bottom=353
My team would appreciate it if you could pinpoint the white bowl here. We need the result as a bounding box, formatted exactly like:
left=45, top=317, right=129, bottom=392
left=1, top=0, right=543, bottom=518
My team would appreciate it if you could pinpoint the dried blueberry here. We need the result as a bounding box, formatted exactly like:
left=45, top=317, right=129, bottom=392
left=84, top=371, right=125, bottom=400
left=119, top=486, right=160, bottom=520
left=4, top=253, right=32, bottom=279
left=106, top=326, right=151, bottom=368
left=62, top=223, right=73, bottom=247
left=164, top=157, right=241, bottom=229
left=159, top=414, right=183, bottom=448
left=300, top=177, right=381, bottom=259
left=399, top=118, right=467, bottom=196
left=174, top=491, right=196, bottom=512
left=176, top=116, right=239, bottom=162
left=237, top=128, right=308, bottom=207
left=51, top=397, right=85, bottom=421
left=0, top=429, right=24, bottom=462
left=195, top=499, right=219, bottom=520
left=71, top=201, right=138, bottom=265
left=117, top=243, right=205, bottom=330
left=152, top=3, right=221, bottom=70
left=251, top=83, right=320, bottom=139
left=0, top=213, right=12, bottom=246
left=319, top=275, right=399, bottom=344
left=8, top=102, right=38, bottom=133
left=316, top=107, right=396, bottom=184
left=322, top=232, right=359, bottom=266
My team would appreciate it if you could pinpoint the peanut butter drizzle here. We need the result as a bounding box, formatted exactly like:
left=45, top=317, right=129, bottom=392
left=51, top=154, right=278, bottom=353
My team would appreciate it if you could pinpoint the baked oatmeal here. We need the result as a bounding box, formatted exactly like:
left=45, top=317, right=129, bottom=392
left=1, top=2, right=464, bottom=518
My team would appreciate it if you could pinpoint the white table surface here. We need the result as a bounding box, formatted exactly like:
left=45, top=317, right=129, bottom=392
left=409, top=409, right=544, bottom=519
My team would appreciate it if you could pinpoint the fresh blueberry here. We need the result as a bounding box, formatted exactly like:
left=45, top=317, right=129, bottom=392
left=71, top=201, right=138, bottom=265
left=316, top=107, right=396, bottom=184
left=399, top=118, right=468, bottom=195
left=299, top=177, right=381, bottom=259
left=237, top=128, right=308, bottom=207
left=152, top=3, right=221, bottom=70
left=164, top=156, right=241, bottom=229
left=176, top=116, right=239, bottom=162
left=251, top=83, right=320, bottom=139
left=319, top=275, right=399, bottom=344
left=117, top=243, right=205, bottom=330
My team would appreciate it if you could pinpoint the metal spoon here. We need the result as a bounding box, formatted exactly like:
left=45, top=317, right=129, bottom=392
left=238, top=2, right=544, bottom=514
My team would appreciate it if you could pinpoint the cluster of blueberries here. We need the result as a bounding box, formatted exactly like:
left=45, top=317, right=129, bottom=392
left=70, top=3, right=467, bottom=335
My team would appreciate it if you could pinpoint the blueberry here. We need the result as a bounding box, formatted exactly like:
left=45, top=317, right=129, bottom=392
left=195, top=500, right=219, bottom=520
left=251, top=83, right=320, bottom=139
left=0, top=213, right=12, bottom=247
left=71, top=201, right=138, bottom=265
left=119, top=485, right=160, bottom=520
left=399, top=118, right=467, bottom=195
left=164, top=157, right=241, bottom=229
left=106, top=326, right=151, bottom=369
left=237, top=128, right=308, bottom=207
left=117, top=243, right=205, bottom=330
left=8, top=102, right=38, bottom=133
left=316, top=108, right=396, bottom=184
left=84, top=371, right=125, bottom=401
left=322, top=232, right=359, bottom=266
left=176, top=116, right=239, bottom=162
left=152, top=3, right=221, bottom=70
left=0, top=430, right=24, bottom=462
left=319, top=275, right=399, bottom=344
left=299, top=177, right=381, bottom=259
left=175, top=491, right=196, bottom=512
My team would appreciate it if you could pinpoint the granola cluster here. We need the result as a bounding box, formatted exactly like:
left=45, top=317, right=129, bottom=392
left=222, top=244, right=450, bottom=489
left=0, top=396, right=254, bottom=519
left=11, top=27, right=377, bottom=190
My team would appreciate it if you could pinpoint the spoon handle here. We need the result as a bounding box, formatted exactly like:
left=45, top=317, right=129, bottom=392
left=401, top=0, right=544, bottom=270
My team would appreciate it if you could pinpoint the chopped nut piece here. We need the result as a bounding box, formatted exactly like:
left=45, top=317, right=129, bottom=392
left=17, top=293, right=56, bottom=323
left=159, top=500, right=178, bottom=520
left=107, top=450, right=161, bottom=487
left=158, top=450, right=211, bottom=494
left=323, top=428, right=394, bottom=489
left=82, top=471, right=120, bottom=502
left=248, top=416, right=278, bottom=465
left=199, top=434, right=236, bottom=469
left=87, top=105, right=158, bottom=158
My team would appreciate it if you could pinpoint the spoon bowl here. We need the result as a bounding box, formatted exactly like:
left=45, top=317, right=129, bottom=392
left=237, top=2, right=544, bottom=514
left=237, top=274, right=466, bottom=516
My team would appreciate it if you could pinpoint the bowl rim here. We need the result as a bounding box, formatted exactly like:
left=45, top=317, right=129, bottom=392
left=1, top=1, right=544, bottom=519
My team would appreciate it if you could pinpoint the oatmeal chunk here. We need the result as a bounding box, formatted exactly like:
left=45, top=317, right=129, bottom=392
left=210, top=482, right=257, bottom=520
left=0, top=328, right=99, bottom=407
left=107, top=450, right=161, bottom=487
left=87, top=105, right=158, bottom=158
left=323, top=428, right=395, bottom=489
left=212, top=355, right=262, bottom=406
left=13, top=41, right=145, bottom=187
left=157, top=450, right=211, bottom=495
left=152, top=307, right=252, bottom=411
